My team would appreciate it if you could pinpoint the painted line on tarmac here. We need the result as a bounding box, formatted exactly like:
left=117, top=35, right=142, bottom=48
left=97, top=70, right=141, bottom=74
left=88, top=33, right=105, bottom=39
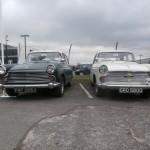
left=79, top=83, right=93, bottom=99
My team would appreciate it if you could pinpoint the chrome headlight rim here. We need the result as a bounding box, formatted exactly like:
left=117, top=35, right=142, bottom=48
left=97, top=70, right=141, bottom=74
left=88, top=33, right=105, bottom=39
left=0, top=66, right=6, bottom=75
left=99, top=65, right=108, bottom=75
left=47, top=65, right=55, bottom=74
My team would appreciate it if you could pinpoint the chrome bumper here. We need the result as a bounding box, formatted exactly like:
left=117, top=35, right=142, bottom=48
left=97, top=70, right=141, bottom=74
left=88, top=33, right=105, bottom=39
left=0, top=82, right=60, bottom=89
left=97, top=83, right=150, bottom=89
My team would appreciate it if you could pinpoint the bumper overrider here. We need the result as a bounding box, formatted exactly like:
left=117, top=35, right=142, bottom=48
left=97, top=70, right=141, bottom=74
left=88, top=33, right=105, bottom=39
left=96, top=83, right=150, bottom=89
left=0, top=82, right=60, bottom=89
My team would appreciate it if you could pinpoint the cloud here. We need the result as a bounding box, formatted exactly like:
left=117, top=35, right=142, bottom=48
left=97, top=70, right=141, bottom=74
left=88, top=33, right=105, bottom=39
left=1, top=0, right=150, bottom=64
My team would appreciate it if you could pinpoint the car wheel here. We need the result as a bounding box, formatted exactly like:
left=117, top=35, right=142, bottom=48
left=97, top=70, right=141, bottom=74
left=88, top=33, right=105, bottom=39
left=66, top=81, right=71, bottom=87
left=91, top=81, right=94, bottom=87
left=95, top=85, right=103, bottom=97
left=55, top=77, right=64, bottom=97
left=140, top=90, right=150, bottom=98
left=5, top=88, right=19, bottom=97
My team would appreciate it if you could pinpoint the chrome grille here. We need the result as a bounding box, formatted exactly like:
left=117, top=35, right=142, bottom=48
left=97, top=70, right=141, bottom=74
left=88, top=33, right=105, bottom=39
left=6, top=72, right=51, bottom=84
left=106, top=72, right=149, bottom=84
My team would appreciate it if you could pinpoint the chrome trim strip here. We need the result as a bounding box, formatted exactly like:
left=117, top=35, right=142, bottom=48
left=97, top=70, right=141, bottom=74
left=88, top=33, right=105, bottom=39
left=97, top=83, right=150, bottom=89
left=0, top=82, right=60, bottom=89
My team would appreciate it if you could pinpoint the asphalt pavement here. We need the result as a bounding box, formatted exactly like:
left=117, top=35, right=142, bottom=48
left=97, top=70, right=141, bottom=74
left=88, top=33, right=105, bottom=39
left=15, top=104, right=150, bottom=150
left=0, top=81, right=150, bottom=150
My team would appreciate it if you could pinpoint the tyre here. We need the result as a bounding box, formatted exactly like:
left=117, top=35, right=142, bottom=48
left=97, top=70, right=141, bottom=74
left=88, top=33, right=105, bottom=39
left=5, top=88, right=19, bottom=97
left=140, top=90, right=150, bottom=98
left=66, top=81, right=71, bottom=87
left=95, top=85, right=103, bottom=97
left=55, top=77, right=64, bottom=97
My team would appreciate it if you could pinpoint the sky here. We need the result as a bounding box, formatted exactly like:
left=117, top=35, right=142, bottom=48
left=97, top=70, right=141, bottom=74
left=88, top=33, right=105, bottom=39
left=1, top=0, right=150, bottom=64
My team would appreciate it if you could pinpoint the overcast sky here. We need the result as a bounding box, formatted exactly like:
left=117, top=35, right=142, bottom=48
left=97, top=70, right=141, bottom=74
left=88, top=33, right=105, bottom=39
left=1, top=0, right=150, bottom=64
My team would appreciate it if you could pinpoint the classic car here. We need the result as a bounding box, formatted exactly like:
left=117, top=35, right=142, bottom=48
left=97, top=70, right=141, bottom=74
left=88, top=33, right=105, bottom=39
left=90, top=50, right=150, bottom=98
left=0, top=50, right=73, bottom=97
left=75, top=64, right=92, bottom=75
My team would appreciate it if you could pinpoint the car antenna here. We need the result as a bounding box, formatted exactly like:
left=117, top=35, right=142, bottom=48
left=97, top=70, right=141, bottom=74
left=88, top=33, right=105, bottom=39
left=68, top=44, right=72, bottom=64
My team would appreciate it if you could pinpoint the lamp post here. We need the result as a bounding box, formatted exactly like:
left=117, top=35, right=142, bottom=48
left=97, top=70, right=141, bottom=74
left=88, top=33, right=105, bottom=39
left=0, top=0, right=4, bottom=65
left=20, top=35, right=29, bottom=59
left=139, top=54, right=142, bottom=64
left=5, top=35, right=8, bottom=64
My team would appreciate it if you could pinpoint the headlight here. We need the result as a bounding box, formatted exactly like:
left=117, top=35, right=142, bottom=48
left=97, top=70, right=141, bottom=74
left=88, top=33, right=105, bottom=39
left=99, top=65, right=108, bottom=74
left=47, top=65, right=55, bottom=74
left=0, top=66, right=6, bottom=75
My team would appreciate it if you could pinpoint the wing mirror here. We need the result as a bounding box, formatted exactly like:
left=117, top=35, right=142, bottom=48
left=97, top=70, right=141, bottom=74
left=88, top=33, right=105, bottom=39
left=60, top=58, right=66, bottom=62
left=94, top=58, right=99, bottom=62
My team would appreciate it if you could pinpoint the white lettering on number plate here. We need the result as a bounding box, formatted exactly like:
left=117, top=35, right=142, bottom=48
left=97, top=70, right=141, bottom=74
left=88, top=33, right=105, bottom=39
left=119, top=88, right=143, bottom=93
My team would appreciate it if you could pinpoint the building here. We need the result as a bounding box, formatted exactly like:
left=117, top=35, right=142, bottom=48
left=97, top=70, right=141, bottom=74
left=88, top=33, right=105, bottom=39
left=0, top=43, right=18, bottom=64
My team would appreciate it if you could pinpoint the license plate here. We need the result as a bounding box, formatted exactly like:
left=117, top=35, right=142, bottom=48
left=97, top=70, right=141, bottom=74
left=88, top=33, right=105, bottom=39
left=119, top=88, right=143, bottom=93
left=14, top=88, right=37, bottom=93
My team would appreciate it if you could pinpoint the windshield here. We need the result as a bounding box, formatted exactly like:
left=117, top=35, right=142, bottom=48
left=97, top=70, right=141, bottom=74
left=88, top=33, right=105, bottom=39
left=24, top=52, right=62, bottom=63
left=97, top=52, right=136, bottom=62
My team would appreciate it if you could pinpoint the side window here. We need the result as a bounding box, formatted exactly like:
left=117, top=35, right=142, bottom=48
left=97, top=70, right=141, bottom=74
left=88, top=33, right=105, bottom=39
left=62, top=53, right=68, bottom=64
left=93, top=54, right=98, bottom=64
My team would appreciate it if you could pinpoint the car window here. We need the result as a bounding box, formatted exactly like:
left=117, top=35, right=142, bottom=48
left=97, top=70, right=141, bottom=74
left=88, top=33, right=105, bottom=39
left=25, top=52, right=62, bottom=63
left=62, top=53, right=69, bottom=64
left=97, top=52, right=136, bottom=62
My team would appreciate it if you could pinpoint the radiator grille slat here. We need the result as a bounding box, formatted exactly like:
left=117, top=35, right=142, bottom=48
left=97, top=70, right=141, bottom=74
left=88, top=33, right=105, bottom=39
left=7, top=72, right=51, bottom=84
left=106, top=72, right=149, bottom=83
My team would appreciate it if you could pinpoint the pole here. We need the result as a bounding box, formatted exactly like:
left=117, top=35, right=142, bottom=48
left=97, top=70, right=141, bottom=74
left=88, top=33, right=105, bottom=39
left=5, top=35, right=8, bottom=64
left=139, top=54, right=142, bottom=64
left=0, top=0, right=4, bottom=65
left=68, top=44, right=72, bottom=64
left=115, top=42, right=118, bottom=50
left=20, top=35, right=29, bottom=59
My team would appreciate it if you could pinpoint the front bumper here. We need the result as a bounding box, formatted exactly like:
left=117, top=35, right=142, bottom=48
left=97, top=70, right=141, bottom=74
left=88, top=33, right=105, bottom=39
left=0, top=82, right=60, bottom=89
left=97, top=83, right=150, bottom=89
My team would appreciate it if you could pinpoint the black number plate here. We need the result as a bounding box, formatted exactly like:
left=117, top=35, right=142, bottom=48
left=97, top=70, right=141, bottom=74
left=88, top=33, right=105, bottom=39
left=119, top=88, right=143, bottom=93
left=14, top=88, right=37, bottom=93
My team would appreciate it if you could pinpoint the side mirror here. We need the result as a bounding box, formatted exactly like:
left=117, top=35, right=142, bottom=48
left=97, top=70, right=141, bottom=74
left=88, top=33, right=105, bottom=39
left=60, top=58, right=66, bottom=62
left=94, top=58, right=99, bottom=63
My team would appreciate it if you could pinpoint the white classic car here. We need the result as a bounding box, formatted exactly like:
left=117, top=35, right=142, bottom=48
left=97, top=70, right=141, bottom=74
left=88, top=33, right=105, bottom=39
left=90, top=50, right=150, bottom=98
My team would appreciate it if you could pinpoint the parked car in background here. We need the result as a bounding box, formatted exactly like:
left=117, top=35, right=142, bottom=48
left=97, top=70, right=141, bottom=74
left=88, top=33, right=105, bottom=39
left=75, top=64, right=92, bottom=75
left=90, top=50, right=150, bottom=98
left=0, top=50, right=73, bottom=97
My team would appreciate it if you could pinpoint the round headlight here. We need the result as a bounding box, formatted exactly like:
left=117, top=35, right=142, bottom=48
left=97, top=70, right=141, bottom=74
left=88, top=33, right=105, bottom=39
left=47, top=65, right=55, bottom=74
left=0, top=66, right=6, bottom=75
left=99, top=65, right=108, bottom=74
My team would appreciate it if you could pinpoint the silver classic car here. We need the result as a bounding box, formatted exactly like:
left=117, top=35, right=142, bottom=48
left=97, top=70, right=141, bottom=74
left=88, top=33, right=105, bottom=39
left=0, top=50, right=73, bottom=97
left=90, top=50, right=150, bottom=98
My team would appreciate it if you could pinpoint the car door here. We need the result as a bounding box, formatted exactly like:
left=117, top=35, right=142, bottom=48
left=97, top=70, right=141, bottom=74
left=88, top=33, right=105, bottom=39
left=62, top=53, right=73, bottom=82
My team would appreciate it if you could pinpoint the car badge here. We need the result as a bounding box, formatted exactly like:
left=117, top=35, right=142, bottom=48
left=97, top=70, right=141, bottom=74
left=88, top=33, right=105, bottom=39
left=124, top=72, right=133, bottom=77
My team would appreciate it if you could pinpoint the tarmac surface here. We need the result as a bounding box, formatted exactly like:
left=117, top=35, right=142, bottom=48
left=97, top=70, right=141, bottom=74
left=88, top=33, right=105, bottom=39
left=15, top=104, right=150, bottom=150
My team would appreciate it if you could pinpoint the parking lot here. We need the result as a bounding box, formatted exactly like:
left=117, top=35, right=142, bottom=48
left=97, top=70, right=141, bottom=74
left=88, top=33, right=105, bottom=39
left=0, top=80, right=150, bottom=150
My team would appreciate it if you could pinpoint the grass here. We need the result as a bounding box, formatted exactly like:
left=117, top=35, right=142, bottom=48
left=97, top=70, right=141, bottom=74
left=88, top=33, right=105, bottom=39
left=73, top=75, right=91, bottom=82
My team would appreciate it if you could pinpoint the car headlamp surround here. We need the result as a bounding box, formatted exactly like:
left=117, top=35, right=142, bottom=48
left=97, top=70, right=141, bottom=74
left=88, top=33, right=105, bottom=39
left=47, top=65, right=55, bottom=74
left=99, top=65, right=108, bottom=75
left=0, top=66, right=6, bottom=75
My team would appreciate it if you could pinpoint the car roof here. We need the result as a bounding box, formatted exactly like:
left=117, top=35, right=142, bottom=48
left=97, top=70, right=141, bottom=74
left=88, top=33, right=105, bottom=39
left=28, top=50, right=63, bottom=54
left=98, top=50, right=132, bottom=53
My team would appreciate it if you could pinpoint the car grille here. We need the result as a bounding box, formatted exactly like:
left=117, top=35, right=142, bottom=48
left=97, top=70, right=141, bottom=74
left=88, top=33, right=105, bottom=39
left=6, top=72, right=52, bottom=84
left=105, top=72, right=149, bottom=84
